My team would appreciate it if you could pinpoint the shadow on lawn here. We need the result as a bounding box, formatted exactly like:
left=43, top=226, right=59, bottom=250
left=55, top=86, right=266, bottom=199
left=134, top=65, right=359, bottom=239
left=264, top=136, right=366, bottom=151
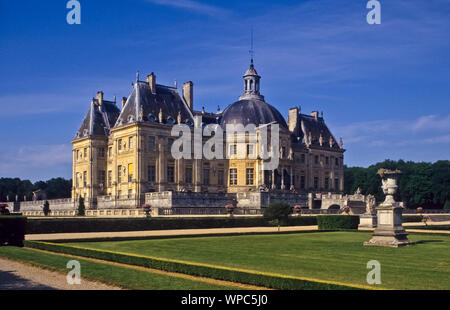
left=414, top=239, right=444, bottom=245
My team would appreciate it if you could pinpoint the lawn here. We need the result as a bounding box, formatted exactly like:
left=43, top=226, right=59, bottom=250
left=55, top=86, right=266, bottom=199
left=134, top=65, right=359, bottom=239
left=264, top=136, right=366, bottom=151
left=66, top=231, right=450, bottom=290
left=0, top=246, right=239, bottom=290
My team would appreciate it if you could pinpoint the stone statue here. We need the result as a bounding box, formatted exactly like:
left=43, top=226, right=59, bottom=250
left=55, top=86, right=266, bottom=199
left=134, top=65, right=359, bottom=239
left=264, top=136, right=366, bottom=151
left=319, top=134, right=323, bottom=146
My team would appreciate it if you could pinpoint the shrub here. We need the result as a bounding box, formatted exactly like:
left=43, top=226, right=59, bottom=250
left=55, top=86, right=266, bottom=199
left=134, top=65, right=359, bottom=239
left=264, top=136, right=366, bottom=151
left=444, top=200, right=450, bottom=210
left=25, top=216, right=318, bottom=234
left=77, top=197, right=85, bottom=216
left=264, top=202, right=292, bottom=231
left=316, top=215, right=359, bottom=230
left=43, top=200, right=51, bottom=216
left=0, top=216, right=26, bottom=247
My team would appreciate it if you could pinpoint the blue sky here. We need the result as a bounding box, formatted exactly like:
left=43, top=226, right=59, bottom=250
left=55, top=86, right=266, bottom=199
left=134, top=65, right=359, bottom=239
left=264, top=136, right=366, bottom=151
left=0, top=0, right=449, bottom=181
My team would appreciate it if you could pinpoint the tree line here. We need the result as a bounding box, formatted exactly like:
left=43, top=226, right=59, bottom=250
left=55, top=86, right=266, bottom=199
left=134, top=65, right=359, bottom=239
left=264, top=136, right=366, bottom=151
left=0, top=178, right=72, bottom=202
left=344, top=160, right=450, bottom=209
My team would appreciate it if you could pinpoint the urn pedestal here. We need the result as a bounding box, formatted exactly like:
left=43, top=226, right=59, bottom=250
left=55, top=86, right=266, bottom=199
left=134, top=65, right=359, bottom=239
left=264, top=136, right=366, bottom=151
left=364, top=204, right=413, bottom=247
left=364, top=169, right=414, bottom=247
left=358, top=213, right=377, bottom=228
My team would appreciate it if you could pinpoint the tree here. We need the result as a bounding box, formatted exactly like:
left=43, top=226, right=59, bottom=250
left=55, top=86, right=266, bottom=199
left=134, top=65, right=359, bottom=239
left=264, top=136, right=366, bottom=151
left=77, top=197, right=85, bottom=216
left=444, top=200, right=450, bottom=210
left=43, top=200, right=51, bottom=216
left=264, top=202, right=292, bottom=231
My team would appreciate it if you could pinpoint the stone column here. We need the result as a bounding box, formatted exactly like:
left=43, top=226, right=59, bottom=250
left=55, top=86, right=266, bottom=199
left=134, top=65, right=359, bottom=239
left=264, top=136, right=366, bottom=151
left=290, top=166, right=294, bottom=190
left=281, top=167, right=285, bottom=190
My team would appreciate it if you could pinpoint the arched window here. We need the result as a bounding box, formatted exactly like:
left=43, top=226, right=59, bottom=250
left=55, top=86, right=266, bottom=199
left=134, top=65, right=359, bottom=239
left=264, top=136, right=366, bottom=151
left=249, top=80, right=253, bottom=91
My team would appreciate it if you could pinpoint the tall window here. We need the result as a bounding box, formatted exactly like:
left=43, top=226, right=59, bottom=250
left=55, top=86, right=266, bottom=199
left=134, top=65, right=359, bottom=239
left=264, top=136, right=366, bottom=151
left=314, top=176, right=319, bottom=190
left=281, top=147, right=286, bottom=159
left=84, top=148, right=87, bottom=158
left=118, top=139, right=122, bottom=151
left=108, top=147, right=112, bottom=158
left=148, top=165, right=156, bottom=182
left=148, top=136, right=155, bottom=151
left=325, top=157, right=329, bottom=165
left=98, top=170, right=106, bottom=186
left=167, top=166, right=175, bottom=183
left=128, top=163, right=133, bottom=182
left=325, top=177, right=329, bottom=190
left=118, top=165, right=122, bottom=183
left=246, top=168, right=254, bottom=185
left=168, top=138, right=174, bottom=150
left=335, top=158, right=339, bottom=167
left=76, top=150, right=79, bottom=161
left=301, top=154, right=305, bottom=164
left=334, top=178, right=339, bottom=191
left=230, top=144, right=237, bottom=156
left=185, top=167, right=192, bottom=184
left=229, top=168, right=237, bottom=185
left=83, top=171, right=87, bottom=187
left=246, top=144, right=254, bottom=157
left=76, top=172, right=80, bottom=187
left=314, top=155, right=319, bottom=165
left=300, top=175, right=305, bottom=189
left=99, top=148, right=105, bottom=158
left=107, top=170, right=112, bottom=187
left=129, top=137, right=133, bottom=150
left=203, top=169, right=210, bottom=186
left=218, top=170, right=224, bottom=186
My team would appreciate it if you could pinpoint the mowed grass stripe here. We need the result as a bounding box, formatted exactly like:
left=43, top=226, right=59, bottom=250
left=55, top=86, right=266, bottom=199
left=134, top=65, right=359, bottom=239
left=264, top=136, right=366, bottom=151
left=0, top=246, right=239, bottom=290
left=25, top=240, right=378, bottom=290
left=62, top=232, right=450, bottom=290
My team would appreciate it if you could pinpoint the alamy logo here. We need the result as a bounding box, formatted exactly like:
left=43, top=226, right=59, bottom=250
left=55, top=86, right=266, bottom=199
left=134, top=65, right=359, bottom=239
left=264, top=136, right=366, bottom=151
left=66, top=260, right=81, bottom=285
left=366, top=260, right=381, bottom=285
left=66, top=0, right=81, bottom=25
left=366, top=0, right=381, bottom=25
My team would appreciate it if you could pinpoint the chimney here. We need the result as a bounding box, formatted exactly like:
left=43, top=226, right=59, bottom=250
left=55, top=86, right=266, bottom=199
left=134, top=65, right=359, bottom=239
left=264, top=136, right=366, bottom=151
left=288, top=107, right=299, bottom=136
left=121, top=97, right=127, bottom=110
left=183, top=81, right=193, bottom=110
left=311, top=111, right=319, bottom=120
left=96, top=91, right=104, bottom=105
left=147, top=73, right=156, bottom=94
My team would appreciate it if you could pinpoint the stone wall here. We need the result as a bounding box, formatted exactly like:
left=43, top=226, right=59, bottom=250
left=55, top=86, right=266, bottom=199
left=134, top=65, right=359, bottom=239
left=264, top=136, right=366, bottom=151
left=145, top=191, right=236, bottom=209
left=18, top=198, right=75, bottom=212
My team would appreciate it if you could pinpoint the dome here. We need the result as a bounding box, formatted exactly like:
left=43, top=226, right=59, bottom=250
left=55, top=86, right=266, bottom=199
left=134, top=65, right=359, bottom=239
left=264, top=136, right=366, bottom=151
left=220, top=99, right=287, bottom=128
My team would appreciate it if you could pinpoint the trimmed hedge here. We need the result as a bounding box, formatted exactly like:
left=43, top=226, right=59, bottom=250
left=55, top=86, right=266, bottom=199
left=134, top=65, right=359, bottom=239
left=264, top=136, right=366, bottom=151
left=402, top=215, right=424, bottom=223
left=26, top=216, right=318, bottom=234
left=0, top=216, right=26, bottom=246
left=25, top=240, right=361, bottom=290
left=316, top=215, right=359, bottom=230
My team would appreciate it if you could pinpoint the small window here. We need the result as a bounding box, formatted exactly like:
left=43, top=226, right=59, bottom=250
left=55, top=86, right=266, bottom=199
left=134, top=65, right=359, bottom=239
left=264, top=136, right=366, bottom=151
left=203, top=169, right=210, bottom=186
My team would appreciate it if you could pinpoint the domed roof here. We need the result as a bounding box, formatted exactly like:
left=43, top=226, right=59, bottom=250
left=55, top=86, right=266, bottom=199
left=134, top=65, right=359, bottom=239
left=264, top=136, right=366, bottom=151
left=244, top=64, right=259, bottom=76
left=220, top=99, right=287, bottom=128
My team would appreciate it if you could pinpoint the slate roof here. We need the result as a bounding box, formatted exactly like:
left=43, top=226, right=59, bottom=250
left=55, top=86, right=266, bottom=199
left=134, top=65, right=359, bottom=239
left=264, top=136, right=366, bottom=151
left=298, top=114, right=340, bottom=149
left=114, top=81, right=194, bottom=127
left=75, top=100, right=120, bottom=139
left=219, top=98, right=288, bottom=129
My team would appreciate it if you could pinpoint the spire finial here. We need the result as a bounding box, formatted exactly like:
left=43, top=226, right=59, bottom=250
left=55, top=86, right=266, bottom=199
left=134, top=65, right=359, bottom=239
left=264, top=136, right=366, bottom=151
left=249, top=26, right=254, bottom=66
left=136, top=70, right=140, bottom=82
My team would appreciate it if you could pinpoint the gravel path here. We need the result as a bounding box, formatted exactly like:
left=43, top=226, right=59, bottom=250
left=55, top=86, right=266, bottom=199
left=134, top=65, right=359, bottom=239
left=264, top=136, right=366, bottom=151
left=0, top=258, right=121, bottom=290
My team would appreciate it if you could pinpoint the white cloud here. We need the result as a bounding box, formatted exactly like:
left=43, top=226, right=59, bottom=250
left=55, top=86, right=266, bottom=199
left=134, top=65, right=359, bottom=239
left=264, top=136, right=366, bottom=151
left=145, top=0, right=230, bottom=17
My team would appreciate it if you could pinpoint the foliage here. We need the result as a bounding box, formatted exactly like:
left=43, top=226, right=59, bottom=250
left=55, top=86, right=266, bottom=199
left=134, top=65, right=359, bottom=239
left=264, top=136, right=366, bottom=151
left=345, top=160, right=450, bottom=209
left=0, top=177, right=72, bottom=202
left=43, top=200, right=50, bottom=216
left=316, top=215, right=359, bottom=230
left=444, top=200, right=450, bottom=210
left=25, top=216, right=318, bottom=235
left=0, top=216, right=26, bottom=246
left=264, top=202, right=292, bottom=226
left=77, top=197, right=85, bottom=216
